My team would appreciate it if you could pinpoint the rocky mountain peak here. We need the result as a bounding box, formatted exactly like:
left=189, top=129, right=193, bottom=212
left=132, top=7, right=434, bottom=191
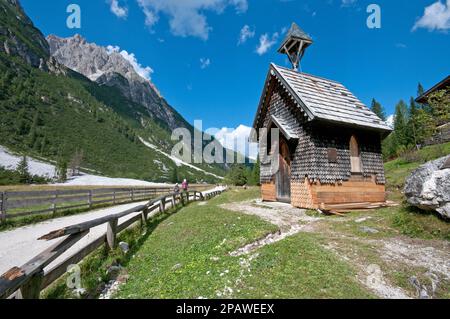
left=46, top=34, right=188, bottom=130
left=0, top=0, right=50, bottom=68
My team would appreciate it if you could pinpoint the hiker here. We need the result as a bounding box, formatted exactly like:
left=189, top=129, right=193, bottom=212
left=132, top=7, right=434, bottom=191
left=173, top=183, right=180, bottom=194
left=181, top=179, right=188, bottom=192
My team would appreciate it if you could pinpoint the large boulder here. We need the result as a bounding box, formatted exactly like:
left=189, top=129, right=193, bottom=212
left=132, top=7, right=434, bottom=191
left=404, top=155, right=450, bottom=219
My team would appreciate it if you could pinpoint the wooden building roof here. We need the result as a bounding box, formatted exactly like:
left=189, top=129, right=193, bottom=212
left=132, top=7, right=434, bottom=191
left=416, top=75, right=450, bottom=104
left=253, top=64, right=392, bottom=133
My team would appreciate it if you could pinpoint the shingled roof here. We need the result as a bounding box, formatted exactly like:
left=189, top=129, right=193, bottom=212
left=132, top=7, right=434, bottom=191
left=254, top=64, right=392, bottom=133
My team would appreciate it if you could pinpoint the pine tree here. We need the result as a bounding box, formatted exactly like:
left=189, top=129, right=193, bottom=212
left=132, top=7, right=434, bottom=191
left=413, top=109, right=435, bottom=145
left=171, top=167, right=179, bottom=183
left=251, top=157, right=260, bottom=186
left=56, top=157, right=68, bottom=182
left=393, top=100, right=410, bottom=148
left=370, top=98, right=386, bottom=121
left=68, top=149, right=84, bottom=177
left=16, top=156, right=30, bottom=184
left=40, top=135, right=47, bottom=154
left=225, top=165, right=247, bottom=186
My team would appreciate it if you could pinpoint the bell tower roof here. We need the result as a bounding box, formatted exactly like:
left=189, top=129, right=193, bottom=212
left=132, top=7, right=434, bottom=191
left=277, top=22, right=313, bottom=71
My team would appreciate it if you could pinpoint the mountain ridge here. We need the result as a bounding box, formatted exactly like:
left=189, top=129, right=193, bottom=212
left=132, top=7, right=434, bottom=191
left=0, top=0, right=228, bottom=184
left=47, top=34, right=189, bottom=131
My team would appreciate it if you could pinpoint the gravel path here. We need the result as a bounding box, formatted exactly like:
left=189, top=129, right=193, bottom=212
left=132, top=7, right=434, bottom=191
left=0, top=187, right=224, bottom=275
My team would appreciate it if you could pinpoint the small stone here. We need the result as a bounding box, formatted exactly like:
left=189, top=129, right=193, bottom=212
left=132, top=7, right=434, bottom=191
left=73, top=288, right=86, bottom=298
left=404, top=155, right=450, bottom=218
left=172, top=263, right=182, bottom=271
left=355, top=217, right=371, bottom=223
left=210, top=256, right=220, bottom=262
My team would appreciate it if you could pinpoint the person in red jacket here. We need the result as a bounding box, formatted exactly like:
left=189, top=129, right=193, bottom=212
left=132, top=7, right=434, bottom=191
left=181, top=179, right=188, bottom=192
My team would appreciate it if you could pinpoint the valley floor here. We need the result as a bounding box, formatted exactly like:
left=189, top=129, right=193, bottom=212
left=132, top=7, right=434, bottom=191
left=52, top=187, right=447, bottom=299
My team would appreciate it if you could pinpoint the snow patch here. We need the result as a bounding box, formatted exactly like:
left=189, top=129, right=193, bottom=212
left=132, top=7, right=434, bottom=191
left=139, top=137, right=224, bottom=180
left=0, top=145, right=170, bottom=187
left=0, top=146, right=56, bottom=178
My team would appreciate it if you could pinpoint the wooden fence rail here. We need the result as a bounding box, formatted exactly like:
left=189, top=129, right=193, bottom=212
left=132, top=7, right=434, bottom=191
left=0, top=187, right=226, bottom=299
left=0, top=186, right=208, bottom=221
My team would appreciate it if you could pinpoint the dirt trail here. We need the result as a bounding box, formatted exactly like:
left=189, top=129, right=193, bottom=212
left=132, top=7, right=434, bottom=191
left=221, top=199, right=450, bottom=299
left=221, top=200, right=320, bottom=256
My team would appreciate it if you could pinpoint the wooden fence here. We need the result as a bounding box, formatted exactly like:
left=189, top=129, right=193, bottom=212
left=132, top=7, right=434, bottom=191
left=0, top=188, right=225, bottom=299
left=0, top=186, right=207, bottom=221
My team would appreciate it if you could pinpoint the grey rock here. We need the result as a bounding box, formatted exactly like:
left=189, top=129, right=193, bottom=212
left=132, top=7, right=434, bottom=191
left=404, top=155, right=450, bottom=219
left=46, top=34, right=188, bottom=130
left=409, top=276, right=430, bottom=299
left=118, top=241, right=129, bottom=253
left=359, top=226, right=379, bottom=234
left=355, top=216, right=372, bottom=223
left=106, top=265, right=122, bottom=277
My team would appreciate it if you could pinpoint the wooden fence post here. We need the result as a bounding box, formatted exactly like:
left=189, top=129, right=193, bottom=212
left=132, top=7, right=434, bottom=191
left=19, top=271, right=44, bottom=299
left=52, top=190, right=58, bottom=214
left=141, top=208, right=148, bottom=228
left=107, top=218, right=118, bottom=250
left=172, top=195, right=176, bottom=208
left=160, top=197, right=166, bottom=213
left=0, top=192, right=6, bottom=223
left=88, top=190, right=93, bottom=209
left=113, top=191, right=116, bottom=205
left=131, top=189, right=135, bottom=202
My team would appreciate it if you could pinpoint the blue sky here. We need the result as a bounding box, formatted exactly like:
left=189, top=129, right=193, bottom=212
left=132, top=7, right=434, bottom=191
left=21, top=0, right=450, bottom=133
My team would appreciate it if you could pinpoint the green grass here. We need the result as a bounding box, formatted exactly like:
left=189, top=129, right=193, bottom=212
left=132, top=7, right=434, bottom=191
left=380, top=142, right=450, bottom=241
left=236, top=233, right=374, bottom=299
left=114, top=188, right=373, bottom=299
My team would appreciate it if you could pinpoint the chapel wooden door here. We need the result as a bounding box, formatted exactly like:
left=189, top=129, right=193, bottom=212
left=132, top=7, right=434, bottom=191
left=350, top=135, right=362, bottom=173
left=276, top=138, right=291, bottom=203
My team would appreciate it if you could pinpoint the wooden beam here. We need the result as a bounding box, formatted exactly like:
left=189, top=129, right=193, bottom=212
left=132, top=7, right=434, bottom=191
left=0, top=231, right=88, bottom=299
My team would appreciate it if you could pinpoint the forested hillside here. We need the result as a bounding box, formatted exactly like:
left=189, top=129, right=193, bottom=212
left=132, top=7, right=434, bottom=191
left=0, top=0, right=232, bottom=183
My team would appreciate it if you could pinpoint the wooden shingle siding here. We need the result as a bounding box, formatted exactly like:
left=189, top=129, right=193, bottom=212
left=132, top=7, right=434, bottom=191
left=258, top=80, right=387, bottom=186
left=272, top=64, right=392, bottom=132
left=311, top=180, right=386, bottom=205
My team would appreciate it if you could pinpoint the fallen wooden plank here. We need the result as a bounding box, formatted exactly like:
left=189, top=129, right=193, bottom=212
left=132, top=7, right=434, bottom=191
left=0, top=231, right=88, bottom=299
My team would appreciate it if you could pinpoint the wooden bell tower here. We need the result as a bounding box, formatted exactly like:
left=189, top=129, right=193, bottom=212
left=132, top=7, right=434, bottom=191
left=277, top=22, right=313, bottom=71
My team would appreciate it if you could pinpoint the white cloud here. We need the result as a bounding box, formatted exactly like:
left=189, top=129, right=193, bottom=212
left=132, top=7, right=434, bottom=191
left=341, top=0, right=357, bottom=7
left=214, top=125, right=258, bottom=160
left=386, top=114, right=394, bottom=128
left=106, top=45, right=154, bottom=80
left=256, top=32, right=279, bottom=55
left=238, top=25, right=255, bottom=45
left=413, top=0, right=450, bottom=31
left=200, top=57, right=211, bottom=69
left=108, top=0, right=128, bottom=19
left=137, top=0, right=249, bottom=40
